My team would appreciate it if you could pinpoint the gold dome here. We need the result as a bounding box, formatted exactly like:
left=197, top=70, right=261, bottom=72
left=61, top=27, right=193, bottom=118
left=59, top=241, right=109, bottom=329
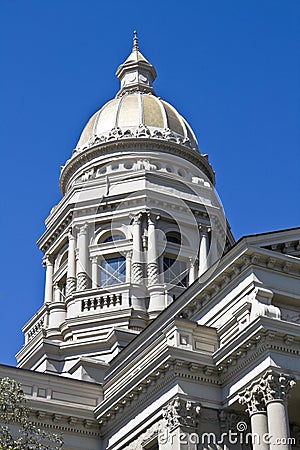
left=74, top=33, right=199, bottom=153
left=76, top=92, right=199, bottom=152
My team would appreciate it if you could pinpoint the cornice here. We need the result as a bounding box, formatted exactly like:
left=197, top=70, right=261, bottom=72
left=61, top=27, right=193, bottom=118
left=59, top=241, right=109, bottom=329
left=60, top=140, right=215, bottom=195
left=180, top=247, right=300, bottom=322
left=214, top=318, right=300, bottom=387
left=95, top=355, right=220, bottom=435
left=29, top=412, right=100, bottom=437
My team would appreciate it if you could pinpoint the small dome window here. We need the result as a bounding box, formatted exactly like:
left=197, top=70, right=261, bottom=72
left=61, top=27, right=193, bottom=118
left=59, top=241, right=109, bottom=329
left=166, top=232, right=181, bottom=245
left=103, top=234, right=124, bottom=243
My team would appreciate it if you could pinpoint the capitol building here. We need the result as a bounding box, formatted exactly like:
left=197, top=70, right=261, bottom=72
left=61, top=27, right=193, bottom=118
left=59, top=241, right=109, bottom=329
left=1, top=35, right=299, bottom=450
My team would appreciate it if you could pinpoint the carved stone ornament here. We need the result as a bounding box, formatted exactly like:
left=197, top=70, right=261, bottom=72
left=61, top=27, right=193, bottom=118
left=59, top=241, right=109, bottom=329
left=239, top=383, right=266, bottom=415
left=147, top=262, right=159, bottom=285
left=122, top=420, right=164, bottom=450
left=239, top=370, right=296, bottom=415
left=131, top=262, right=144, bottom=284
left=259, top=371, right=296, bottom=403
left=77, top=272, right=88, bottom=291
left=162, top=396, right=201, bottom=430
left=66, top=277, right=76, bottom=296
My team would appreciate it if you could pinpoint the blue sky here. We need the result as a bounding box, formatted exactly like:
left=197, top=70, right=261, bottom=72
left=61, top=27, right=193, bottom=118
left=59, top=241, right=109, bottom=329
left=0, top=0, right=299, bottom=366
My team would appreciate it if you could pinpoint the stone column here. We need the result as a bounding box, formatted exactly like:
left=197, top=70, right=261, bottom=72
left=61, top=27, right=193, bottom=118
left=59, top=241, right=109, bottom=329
left=209, top=224, right=219, bottom=266
left=48, top=282, right=66, bottom=340
left=91, top=256, right=98, bottom=289
left=131, top=213, right=143, bottom=284
left=147, top=213, right=164, bottom=317
left=43, top=254, right=53, bottom=304
left=124, top=250, right=132, bottom=283
left=76, top=223, right=88, bottom=291
left=160, top=396, right=201, bottom=449
left=198, top=225, right=209, bottom=276
left=66, top=229, right=76, bottom=296
left=239, top=371, right=296, bottom=450
left=188, top=258, right=197, bottom=285
left=147, top=213, right=159, bottom=285
left=239, top=385, right=269, bottom=450
left=261, top=371, right=296, bottom=450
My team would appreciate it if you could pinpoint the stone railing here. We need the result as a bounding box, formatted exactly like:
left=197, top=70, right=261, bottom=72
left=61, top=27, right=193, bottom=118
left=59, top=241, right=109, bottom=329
left=82, top=293, right=122, bottom=312
left=23, top=305, right=48, bottom=343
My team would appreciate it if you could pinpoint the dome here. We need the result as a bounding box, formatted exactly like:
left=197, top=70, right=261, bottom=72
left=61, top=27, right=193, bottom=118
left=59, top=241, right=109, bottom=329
left=76, top=92, right=199, bottom=152
left=74, top=33, right=199, bottom=154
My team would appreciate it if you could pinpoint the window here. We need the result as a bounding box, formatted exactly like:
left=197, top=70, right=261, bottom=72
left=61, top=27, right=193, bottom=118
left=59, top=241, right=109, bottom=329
left=103, top=234, right=124, bottom=243
left=166, top=232, right=181, bottom=245
left=100, top=256, right=126, bottom=286
left=163, top=257, right=188, bottom=287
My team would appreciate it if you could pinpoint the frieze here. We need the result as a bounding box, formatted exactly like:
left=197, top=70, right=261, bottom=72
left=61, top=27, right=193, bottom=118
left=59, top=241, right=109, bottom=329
left=30, top=411, right=100, bottom=437
left=60, top=140, right=215, bottom=195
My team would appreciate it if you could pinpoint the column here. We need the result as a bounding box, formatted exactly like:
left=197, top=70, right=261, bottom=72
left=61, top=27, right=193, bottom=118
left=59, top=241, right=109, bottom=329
left=124, top=250, right=132, bottom=283
left=48, top=282, right=66, bottom=340
left=147, top=213, right=165, bottom=317
left=198, top=224, right=209, bottom=277
left=239, top=371, right=296, bottom=450
left=209, top=224, right=219, bottom=266
left=76, top=223, right=88, bottom=291
left=239, top=385, right=269, bottom=450
left=160, top=396, right=201, bottom=449
left=66, top=229, right=76, bottom=296
left=131, top=213, right=143, bottom=284
left=147, top=213, right=159, bottom=285
left=91, top=256, right=98, bottom=289
left=188, top=257, right=197, bottom=285
left=43, top=254, right=53, bottom=304
left=262, top=371, right=296, bottom=450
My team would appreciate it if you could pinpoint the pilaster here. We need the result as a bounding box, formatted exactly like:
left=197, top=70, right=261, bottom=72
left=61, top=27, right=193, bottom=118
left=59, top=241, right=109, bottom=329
left=66, top=229, right=76, bottom=296
left=76, top=223, right=89, bottom=291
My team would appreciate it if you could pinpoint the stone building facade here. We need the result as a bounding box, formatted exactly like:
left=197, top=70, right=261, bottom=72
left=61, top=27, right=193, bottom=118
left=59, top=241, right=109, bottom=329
left=1, top=35, right=299, bottom=450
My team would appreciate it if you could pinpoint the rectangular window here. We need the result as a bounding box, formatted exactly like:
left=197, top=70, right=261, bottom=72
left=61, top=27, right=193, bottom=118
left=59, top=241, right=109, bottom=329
left=100, top=256, right=126, bottom=286
left=163, top=257, right=188, bottom=287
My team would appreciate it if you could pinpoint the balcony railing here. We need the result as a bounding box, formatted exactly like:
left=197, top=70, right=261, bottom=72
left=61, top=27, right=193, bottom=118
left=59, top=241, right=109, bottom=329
left=82, top=293, right=122, bottom=311
left=23, top=305, right=48, bottom=343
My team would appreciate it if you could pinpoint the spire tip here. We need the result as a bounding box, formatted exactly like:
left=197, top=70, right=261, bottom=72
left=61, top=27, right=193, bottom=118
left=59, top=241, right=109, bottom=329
left=133, top=30, right=139, bottom=51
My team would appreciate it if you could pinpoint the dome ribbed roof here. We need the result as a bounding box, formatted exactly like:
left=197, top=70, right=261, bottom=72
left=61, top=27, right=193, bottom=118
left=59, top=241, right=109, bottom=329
left=76, top=92, right=198, bottom=152
left=73, top=33, right=199, bottom=155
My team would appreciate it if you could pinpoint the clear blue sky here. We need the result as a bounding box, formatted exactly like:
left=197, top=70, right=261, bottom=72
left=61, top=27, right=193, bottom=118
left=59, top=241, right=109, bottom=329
left=0, top=0, right=299, bottom=366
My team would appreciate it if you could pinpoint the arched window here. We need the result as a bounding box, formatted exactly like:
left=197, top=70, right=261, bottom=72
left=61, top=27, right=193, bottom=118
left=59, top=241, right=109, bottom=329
left=165, top=232, right=181, bottom=245
left=100, top=256, right=126, bottom=286
left=103, top=234, right=124, bottom=243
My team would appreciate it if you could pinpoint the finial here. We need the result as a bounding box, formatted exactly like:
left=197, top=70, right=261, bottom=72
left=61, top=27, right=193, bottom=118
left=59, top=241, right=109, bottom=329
left=133, top=30, right=139, bottom=51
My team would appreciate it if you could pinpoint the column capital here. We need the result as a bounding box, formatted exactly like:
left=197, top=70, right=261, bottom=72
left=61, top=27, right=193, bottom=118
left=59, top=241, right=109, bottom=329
left=123, top=250, right=132, bottom=258
left=131, top=212, right=143, bottom=225
left=239, top=370, right=296, bottom=413
left=90, top=256, right=98, bottom=264
left=198, top=223, right=211, bottom=235
left=239, top=384, right=266, bottom=415
left=162, top=396, right=201, bottom=430
left=147, top=211, right=160, bottom=225
left=68, top=228, right=75, bottom=240
left=78, top=223, right=88, bottom=235
left=260, top=370, right=296, bottom=403
left=42, top=254, right=54, bottom=267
